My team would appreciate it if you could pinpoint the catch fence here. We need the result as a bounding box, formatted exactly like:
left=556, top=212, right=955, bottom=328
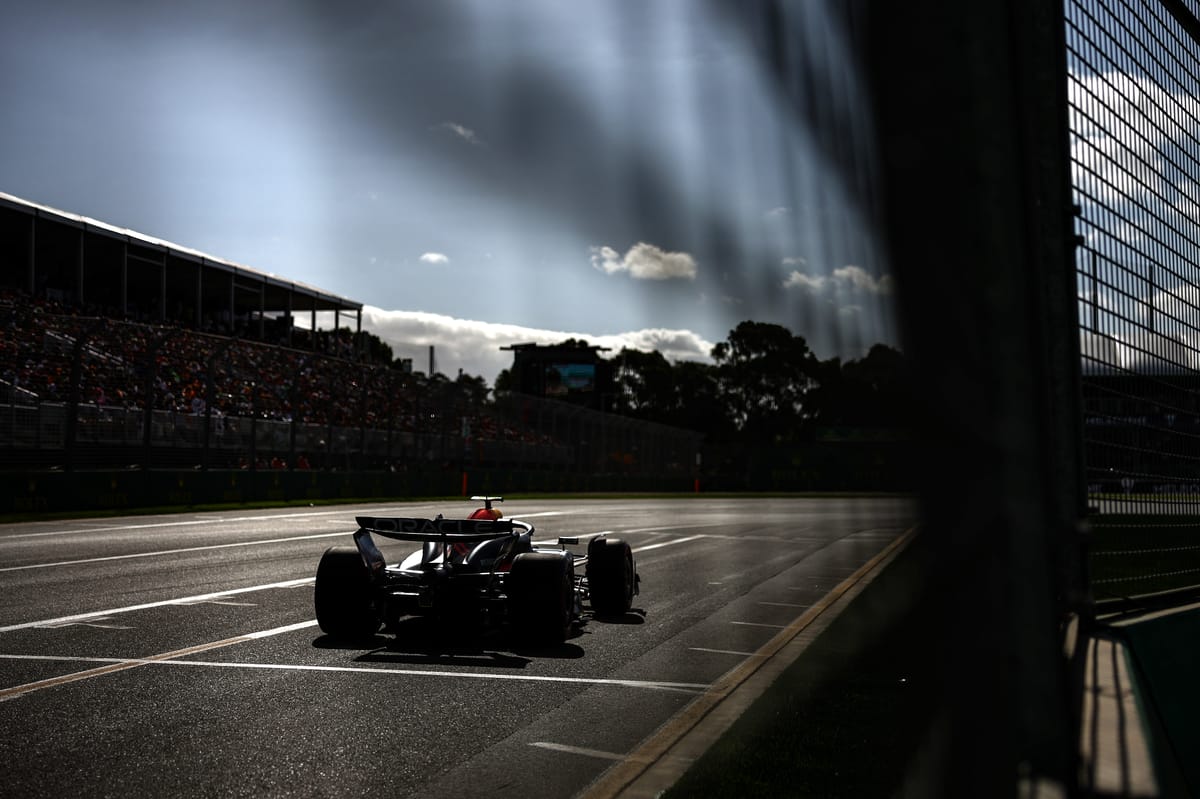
left=1067, top=0, right=1200, bottom=602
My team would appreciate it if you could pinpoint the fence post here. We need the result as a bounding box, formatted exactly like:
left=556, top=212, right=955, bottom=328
left=202, top=338, right=234, bottom=471
left=141, top=330, right=168, bottom=468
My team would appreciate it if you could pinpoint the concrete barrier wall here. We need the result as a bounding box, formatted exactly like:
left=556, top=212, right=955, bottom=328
left=1116, top=606, right=1200, bottom=796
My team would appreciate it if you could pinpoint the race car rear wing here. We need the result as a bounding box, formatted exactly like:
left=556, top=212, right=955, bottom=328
left=353, top=516, right=535, bottom=574
left=355, top=516, right=530, bottom=542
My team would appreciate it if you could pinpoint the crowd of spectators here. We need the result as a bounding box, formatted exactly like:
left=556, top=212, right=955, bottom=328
left=0, top=288, right=553, bottom=450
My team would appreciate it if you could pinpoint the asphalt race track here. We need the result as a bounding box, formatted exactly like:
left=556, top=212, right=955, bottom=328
left=0, top=497, right=914, bottom=798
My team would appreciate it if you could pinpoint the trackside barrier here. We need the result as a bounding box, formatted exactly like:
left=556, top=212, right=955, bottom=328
left=0, top=469, right=701, bottom=515
left=1107, top=607, right=1200, bottom=796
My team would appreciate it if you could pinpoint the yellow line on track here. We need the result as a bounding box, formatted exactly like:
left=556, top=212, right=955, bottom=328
left=0, top=634, right=256, bottom=701
left=579, top=526, right=916, bottom=799
left=0, top=621, right=317, bottom=701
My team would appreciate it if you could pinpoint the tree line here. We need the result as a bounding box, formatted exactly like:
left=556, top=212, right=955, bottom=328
left=361, top=319, right=910, bottom=444
left=357, top=320, right=911, bottom=488
left=588, top=321, right=906, bottom=444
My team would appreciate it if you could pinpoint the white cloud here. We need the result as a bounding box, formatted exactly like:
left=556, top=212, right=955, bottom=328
left=783, top=264, right=892, bottom=295
left=419, top=252, right=449, bottom=265
left=1067, top=72, right=1192, bottom=209
left=590, top=242, right=697, bottom=280
left=766, top=206, right=790, bottom=219
left=433, top=121, right=485, bottom=147
left=835, top=265, right=893, bottom=294
left=342, top=306, right=714, bottom=384
left=1081, top=329, right=1197, bottom=374
left=782, top=271, right=827, bottom=291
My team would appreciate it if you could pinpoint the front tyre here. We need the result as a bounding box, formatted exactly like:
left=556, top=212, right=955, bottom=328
left=587, top=537, right=635, bottom=616
left=314, top=546, right=381, bottom=639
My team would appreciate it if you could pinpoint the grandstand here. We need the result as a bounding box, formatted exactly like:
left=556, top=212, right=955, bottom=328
left=0, top=191, right=361, bottom=343
left=0, top=192, right=702, bottom=511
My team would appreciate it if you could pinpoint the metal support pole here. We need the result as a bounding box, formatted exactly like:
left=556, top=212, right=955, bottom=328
left=77, top=228, right=85, bottom=308
left=202, top=339, right=235, bottom=471
left=121, top=241, right=128, bottom=317
left=159, top=252, right=166, bottom=322
left=64, top=318, right=105, bottom=472
left=27, top=215, right=36, bottom=296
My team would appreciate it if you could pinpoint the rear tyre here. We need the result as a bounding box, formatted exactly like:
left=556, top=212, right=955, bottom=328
left=314, top=546, right=381, bottom=639
left=587, top=537, right=635, bottom=616
left=508, top=552, right=573, bottom=644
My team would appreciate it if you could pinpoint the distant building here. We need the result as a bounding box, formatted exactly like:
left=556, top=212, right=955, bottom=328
left=500, top=342, right=614, bottom=410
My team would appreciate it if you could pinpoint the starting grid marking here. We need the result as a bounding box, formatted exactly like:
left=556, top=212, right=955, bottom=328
left=0, top=649, right=709, bottom=702
left=0, top=531, right=727, bottom=701
left=0, top=620, right=322, bottom=702
left=0, top=577, right=316, bottom=635
left=0, top=532, right=710, bottom=700
left=0, top=531, right=699, bottom=634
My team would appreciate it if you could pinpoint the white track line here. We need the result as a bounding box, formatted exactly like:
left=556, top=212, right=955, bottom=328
left=0, top=533, right=713, bottom=634
left=0, top=531, right=354, bottom=573
left=531, top=742, right=628, bottom=761
left=0, top=619, right=320, bottom=701
left=245, top=620, right=319, bottom=638
left=630, top=535, right=707, bottom=553
left=5, top=525, right=704, bottom=574
left=0, top=577, right=314, bottom=634
left=0, top=531, right=718, bottom=700
left=0, top=651, right=708, bottom=698
left=615, top=521, right=731, bottom=535
left=4, top=509, right=379, bottom=539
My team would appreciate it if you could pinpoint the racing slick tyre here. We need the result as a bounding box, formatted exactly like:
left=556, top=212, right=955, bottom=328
left=586, top=537, right=635, bottom=616
left=508, top=552, right=574, bottom=644
left=314, top=546, right=381, bottom=639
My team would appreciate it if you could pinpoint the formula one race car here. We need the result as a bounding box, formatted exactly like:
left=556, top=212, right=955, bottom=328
left=314, top=497, right=638, bottom=644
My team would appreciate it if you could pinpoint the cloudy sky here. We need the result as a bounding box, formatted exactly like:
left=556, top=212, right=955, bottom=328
left=0, top=0, right=894, bottom=382
left=1066, top=0, right=1200, bottom=376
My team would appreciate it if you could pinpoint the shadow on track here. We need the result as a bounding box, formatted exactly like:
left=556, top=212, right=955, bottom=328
left=310, top=615, right=586, bottom=662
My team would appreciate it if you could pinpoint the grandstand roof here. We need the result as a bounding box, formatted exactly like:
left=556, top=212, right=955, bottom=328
left=0, top=190, right=360, bottom=313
